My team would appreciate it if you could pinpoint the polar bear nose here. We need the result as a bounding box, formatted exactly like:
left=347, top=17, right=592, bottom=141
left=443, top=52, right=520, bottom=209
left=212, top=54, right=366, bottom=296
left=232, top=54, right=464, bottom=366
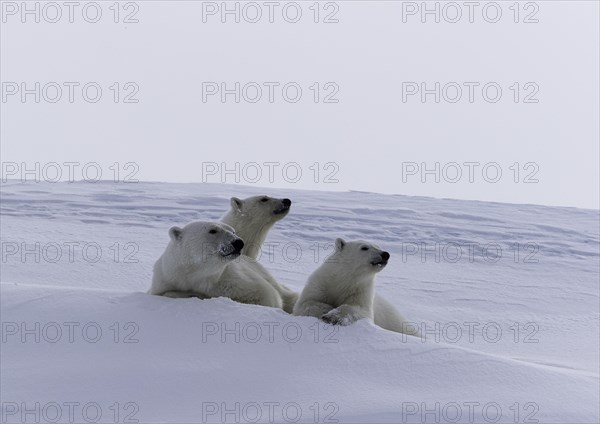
left=282, top=198, right=291, bottom=207
left=232, top=238, right=244, bottom=253
left=381, top=251, right=390, bottom=261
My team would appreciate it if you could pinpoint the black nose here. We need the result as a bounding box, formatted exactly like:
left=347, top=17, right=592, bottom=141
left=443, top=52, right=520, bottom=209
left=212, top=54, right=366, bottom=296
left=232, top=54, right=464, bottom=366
left=232, top=238, right=244, bottom=252
left=381, top=251, right=390, bottom=261
left=282, top=198, right=291, bottom=207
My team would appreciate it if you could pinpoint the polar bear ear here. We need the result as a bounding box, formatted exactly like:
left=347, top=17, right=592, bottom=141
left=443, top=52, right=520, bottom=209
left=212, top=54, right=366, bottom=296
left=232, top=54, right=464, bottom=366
left=335, top=238, right=346, bottom=251
left=230, top=197, right=243, bottom=212
left=169, top=226, right=183, bottom=241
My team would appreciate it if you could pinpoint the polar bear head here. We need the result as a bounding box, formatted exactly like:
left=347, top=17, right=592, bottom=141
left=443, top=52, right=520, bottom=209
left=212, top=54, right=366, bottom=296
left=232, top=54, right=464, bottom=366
left=228, top=195, right=292, bottom=224
left=222, top=195, right=292, bottom=259
left=166, top=221, right=244, bottom=272
left=328, top=238, right=391, bottom=277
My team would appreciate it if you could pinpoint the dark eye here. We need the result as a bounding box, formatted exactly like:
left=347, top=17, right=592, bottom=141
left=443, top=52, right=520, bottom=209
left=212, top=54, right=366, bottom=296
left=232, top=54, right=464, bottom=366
left=260, top=197, right=269, bottom=202
left=361, top=246, right=369, bottom=251
left=209, top=229, right=217, bottom=234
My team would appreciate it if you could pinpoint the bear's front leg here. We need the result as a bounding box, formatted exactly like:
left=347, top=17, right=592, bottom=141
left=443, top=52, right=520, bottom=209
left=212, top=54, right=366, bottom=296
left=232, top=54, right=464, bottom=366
left=321, top=304, right=370, bottom=326
left=293, top=300, right=334, bottom=318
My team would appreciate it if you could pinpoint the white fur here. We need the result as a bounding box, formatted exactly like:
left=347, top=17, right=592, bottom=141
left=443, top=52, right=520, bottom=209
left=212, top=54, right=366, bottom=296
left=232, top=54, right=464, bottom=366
left=149, top=221, right=284, bottom=309
left=221, top=195, right=291, bottom=260
left=293, top=239, right=419, bottom=336
left=221, top=195, right=298, bottom=312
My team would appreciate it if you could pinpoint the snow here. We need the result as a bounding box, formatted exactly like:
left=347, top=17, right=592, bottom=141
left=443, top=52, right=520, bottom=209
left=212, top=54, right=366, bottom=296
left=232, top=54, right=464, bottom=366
left=1, top=180, right=599, bottom=423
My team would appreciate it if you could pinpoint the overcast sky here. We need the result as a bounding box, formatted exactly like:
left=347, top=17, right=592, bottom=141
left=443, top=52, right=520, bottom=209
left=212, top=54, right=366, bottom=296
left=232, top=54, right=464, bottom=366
left=2, top=1, right=599, bottom=209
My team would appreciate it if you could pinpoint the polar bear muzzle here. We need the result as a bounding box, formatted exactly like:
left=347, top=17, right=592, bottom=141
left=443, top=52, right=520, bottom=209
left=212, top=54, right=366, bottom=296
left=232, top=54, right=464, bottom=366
left=370, top=251, right=390, bottom=267
left=221, top=238, right=245, bottom=257
left=273, top=198, right=292, bottom=215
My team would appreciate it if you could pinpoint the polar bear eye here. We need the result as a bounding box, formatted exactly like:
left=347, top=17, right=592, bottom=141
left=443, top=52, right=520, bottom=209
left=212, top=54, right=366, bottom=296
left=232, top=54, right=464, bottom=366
left=260, top=197, right=269, bottom=202
left=361, top=246, right=369, bottom=251
left=209, top=229, right=217, bottom=234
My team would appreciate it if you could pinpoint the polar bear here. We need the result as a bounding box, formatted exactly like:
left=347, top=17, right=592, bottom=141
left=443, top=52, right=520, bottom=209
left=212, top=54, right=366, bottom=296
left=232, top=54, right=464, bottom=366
left=220, top=195, right=298, bottom=313
left=148, top=221, right=286, bottom=310
left=293, top=238, right=419, bottom=336
left=221, top=195, right=291, bottom=260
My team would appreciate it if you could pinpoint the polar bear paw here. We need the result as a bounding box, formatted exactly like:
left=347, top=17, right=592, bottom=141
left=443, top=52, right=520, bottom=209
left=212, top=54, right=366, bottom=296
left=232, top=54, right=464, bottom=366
left=321, top=308, right=355, bottom=326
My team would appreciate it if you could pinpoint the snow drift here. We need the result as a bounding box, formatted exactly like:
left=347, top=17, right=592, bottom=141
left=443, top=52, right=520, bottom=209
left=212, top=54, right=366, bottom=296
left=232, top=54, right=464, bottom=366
left=1, top=181, right=598, bottom=423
